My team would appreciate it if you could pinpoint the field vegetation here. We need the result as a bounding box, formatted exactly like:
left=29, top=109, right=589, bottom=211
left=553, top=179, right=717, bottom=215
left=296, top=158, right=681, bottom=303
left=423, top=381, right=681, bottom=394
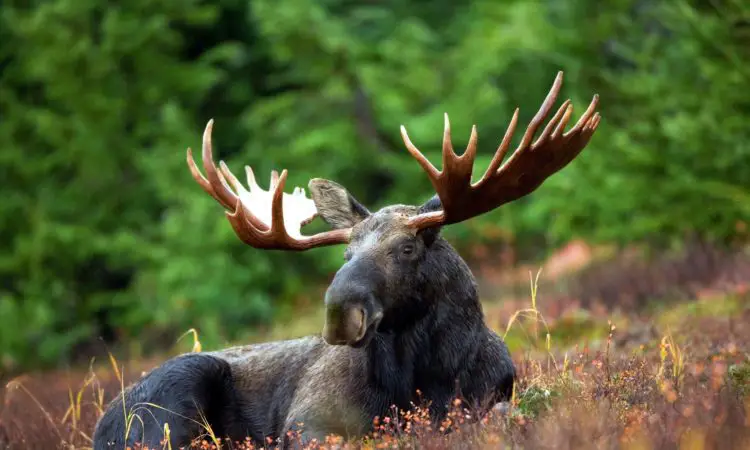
left=2, top=243, right=748, bottom=449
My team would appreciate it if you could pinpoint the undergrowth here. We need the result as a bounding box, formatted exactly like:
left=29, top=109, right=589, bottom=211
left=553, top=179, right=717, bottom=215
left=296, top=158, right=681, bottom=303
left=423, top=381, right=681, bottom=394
left=1, top=272, right=749, bottom=449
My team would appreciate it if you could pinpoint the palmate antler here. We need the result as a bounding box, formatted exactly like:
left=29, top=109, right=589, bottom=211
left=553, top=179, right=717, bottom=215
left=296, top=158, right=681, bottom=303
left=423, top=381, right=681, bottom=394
left=401, top=71, right=601, bottom=230
left=186, top=120, right=351, bottom=250
left=187, top=71, right=600, bottom=251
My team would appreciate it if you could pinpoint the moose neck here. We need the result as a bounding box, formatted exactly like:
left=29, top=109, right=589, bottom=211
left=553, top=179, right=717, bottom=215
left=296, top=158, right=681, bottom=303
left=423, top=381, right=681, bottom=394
left=363, top=237, right=486, bottom=409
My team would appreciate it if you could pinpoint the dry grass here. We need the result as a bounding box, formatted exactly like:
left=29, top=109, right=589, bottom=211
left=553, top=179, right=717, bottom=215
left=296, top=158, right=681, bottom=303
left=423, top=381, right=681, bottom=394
left=2, top=274, right=749, bottom=449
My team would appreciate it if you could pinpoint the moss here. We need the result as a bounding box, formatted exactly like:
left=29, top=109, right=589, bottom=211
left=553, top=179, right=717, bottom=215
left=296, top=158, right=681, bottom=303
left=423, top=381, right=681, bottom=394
left=728, top=361, right=750, bottom=397
left=502, top=310, right=607, bottom=354
left=548, top=312, right=608, bottom=345
left=516, top=385, right=561, bottom=418
left=655, top=294, right=745, bottom=330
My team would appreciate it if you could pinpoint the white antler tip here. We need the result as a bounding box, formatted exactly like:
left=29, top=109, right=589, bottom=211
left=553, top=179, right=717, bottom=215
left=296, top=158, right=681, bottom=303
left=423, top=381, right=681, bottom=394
left=400, top=125, right=412, bottom=141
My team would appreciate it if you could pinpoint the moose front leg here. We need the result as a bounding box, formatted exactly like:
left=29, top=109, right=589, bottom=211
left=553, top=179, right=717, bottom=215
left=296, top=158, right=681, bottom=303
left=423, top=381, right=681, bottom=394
left=282, top=396, right=371, bottom=449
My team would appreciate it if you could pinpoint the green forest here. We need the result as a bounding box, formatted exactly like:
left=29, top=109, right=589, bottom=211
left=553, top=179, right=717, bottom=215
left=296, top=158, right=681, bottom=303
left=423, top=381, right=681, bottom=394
left=1, top=0, right=748, bottom=374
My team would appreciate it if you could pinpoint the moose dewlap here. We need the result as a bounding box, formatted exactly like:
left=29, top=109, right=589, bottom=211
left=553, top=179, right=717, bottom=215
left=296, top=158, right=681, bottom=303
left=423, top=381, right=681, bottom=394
left=92, top=71, right=600, bottom=449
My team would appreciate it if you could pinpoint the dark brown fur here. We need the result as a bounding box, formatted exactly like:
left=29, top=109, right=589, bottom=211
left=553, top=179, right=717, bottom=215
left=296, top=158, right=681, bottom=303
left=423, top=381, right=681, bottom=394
left=92, top=182, right=515, bottom=449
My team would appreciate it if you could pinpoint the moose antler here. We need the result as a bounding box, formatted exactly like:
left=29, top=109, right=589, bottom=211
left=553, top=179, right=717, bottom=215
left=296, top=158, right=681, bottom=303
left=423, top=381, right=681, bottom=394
left=186, top=120, right=352, bottom=250
left=401, top=71, right=601, bottom=230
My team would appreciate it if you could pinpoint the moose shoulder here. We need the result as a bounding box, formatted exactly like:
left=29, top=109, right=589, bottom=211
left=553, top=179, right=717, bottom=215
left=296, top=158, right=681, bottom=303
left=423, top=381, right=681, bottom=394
left=93, top=71, right=601, bottom=449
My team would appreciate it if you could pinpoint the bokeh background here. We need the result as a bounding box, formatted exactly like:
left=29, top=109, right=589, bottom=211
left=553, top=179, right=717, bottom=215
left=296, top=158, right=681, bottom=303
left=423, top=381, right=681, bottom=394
left=1, top=0, right=748, bottom=383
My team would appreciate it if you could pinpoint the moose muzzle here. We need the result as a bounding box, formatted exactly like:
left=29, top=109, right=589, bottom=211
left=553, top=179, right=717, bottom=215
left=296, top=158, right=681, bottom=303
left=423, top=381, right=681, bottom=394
left=322, top=257, right=384, bottom=347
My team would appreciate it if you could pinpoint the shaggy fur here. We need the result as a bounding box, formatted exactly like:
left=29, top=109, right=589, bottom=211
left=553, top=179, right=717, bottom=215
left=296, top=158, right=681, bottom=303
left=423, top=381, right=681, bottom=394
left=93, top=186, right=516, bottom=449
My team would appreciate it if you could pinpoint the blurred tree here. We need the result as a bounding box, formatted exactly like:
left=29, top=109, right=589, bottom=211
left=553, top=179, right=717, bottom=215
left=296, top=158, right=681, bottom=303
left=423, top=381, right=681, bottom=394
left=520, top=0, right=750, bottom=247
left=1, top=0, right=748, bottom=373
left=0, top=0, right=233, bottom=370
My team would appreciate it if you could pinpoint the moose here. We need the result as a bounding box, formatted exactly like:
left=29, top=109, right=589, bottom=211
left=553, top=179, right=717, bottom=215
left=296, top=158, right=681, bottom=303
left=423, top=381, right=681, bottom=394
left=93, top=71, right=600, bottom=449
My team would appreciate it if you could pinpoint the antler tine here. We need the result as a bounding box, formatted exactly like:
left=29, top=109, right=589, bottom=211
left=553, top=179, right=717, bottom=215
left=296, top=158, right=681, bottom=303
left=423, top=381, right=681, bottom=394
left=219, top=161, right=268, bottom=230
left=186, top=121, right=235, bottom=211
left=270, top=169, right=289, bottom=239
left=566, top=94, right=600, bottom=137
left=186, top=148, right=225, bottom=207
left=442, top=113, right=454, bottom=171
left=552, top=102, right=574, bottom=138
left=515, top=71, right=564, bottom=152
left=552, top=99, right=601, bottom=168
left=400, top=126, right=440, bottom=182
left=441, top=113, right=477, bottom=187
left=479, top=108, right=520, bottom=184
left=245, top=166, right=261, bottom=193
left=200, top=120, right=240, bottom=211
left=534, top=99, right=572, bottom=148
left=464, top=125, right=478, bottom=162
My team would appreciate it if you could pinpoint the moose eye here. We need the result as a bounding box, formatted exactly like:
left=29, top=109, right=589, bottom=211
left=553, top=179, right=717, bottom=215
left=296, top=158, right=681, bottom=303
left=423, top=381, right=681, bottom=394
left=401, top=243, right=415, bottom=255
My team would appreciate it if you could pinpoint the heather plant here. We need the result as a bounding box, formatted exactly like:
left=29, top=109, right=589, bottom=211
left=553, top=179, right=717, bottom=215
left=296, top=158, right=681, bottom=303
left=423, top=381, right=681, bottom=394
left=3, top=280, right=748, bottom=449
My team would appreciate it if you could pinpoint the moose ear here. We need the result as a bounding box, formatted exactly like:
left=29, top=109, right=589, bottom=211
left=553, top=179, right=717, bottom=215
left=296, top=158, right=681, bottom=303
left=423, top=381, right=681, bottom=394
left=308, top=179, right=371, bottom=229
left=416, top=195, right=443, bottom=247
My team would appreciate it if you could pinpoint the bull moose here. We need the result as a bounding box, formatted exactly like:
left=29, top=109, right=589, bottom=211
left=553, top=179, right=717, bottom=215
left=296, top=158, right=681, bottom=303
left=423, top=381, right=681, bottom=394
left=93, top=71, right=600, bottom=449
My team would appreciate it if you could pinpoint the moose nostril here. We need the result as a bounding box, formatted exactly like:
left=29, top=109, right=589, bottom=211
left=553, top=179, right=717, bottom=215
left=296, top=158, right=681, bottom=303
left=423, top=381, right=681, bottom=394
left=343, top=306, right=366, bottom=340
left=323, top=303, right=368, bottom=345
left=351, top=307, right=367, bottom=341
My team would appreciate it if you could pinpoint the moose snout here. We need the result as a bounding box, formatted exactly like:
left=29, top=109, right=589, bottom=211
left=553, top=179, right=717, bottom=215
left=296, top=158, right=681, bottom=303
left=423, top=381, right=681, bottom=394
left=322, top=303, right=368, bottom=345
left=323, top=257, right=384, bottom=346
